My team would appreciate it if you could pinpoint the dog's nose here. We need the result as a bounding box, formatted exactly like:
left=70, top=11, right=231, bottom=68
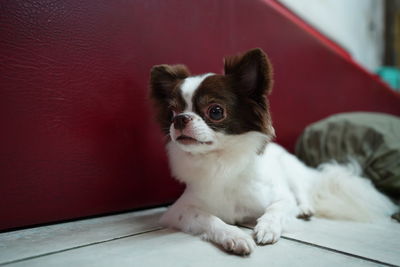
left=173, top=114, right=192, bottom=130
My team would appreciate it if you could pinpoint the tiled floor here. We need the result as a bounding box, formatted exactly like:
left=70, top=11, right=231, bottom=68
left=1, top=207, right=400, bottom=267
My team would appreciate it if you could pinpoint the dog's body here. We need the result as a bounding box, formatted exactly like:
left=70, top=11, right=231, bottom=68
left=150, top=49, right=397, bottom=255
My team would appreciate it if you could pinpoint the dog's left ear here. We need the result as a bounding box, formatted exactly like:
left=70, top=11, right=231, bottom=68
left=224, top=48, right=273, bottom=97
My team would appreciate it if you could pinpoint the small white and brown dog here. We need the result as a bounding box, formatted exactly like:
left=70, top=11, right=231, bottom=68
left=149, top=48, right=396, bottom=255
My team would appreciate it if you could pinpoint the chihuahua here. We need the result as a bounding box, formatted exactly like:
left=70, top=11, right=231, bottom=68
left=149, top=48, right=396, bottom=255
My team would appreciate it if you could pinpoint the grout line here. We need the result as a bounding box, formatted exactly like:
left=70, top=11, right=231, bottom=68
left=280, top=236, right=400, bottom=267
left=239, top=225, right=399, bottom=267
left=0, top=205, right=170, bottom=234
left=0, top=227, right=165, bottom=266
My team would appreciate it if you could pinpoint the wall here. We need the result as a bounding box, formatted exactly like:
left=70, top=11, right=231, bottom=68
left=278, top=0, right=384, bottom=72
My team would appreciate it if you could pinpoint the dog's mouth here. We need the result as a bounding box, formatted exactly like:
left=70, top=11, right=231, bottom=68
left=176, top=135, right=213, bottom=145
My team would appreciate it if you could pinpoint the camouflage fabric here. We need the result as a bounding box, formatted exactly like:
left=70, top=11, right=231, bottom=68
left=296, top=112, right=400, bottom=200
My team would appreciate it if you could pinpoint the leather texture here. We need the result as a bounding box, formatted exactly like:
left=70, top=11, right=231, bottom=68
left=1, top=0, right=399, bottom=231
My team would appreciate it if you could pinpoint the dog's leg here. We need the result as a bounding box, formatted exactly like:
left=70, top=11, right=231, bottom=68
left=277, top=149, right=316, bottom=219
left=296, top=195, right=314, bottom=219
left=160, top=196, right=256, bottom=255
left=292, top=185, right=315, bottom=219
left=254, top=198, right=295, bottom=245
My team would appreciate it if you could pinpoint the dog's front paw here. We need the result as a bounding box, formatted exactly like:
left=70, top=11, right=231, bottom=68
left=253, top=221, right=282, bottom=245
left=212, top=226, right=256, bottom=255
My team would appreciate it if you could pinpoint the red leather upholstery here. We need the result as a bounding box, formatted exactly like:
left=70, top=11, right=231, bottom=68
left=1, top=0, right=399, bottom=231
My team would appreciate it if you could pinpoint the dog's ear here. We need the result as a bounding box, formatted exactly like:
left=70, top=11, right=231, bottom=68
left=224, top=48, right=273, bottom=96
left=150, top=64, right=190, bottom=99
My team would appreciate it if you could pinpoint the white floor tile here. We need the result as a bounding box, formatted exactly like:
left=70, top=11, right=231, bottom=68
left=2, top=207, right=398, bottom=267
left=284, top=218, right=400, bottom=266
left=0, top=208, right=166, bottom=264
left=6, top=229, right=383, bottom=267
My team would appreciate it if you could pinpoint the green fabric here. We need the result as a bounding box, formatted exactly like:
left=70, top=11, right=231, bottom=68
left=295, top=112, right=400, bottom=199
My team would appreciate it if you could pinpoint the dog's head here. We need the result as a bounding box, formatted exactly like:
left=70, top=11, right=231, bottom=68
left=150, top=48, right=275, bottom=154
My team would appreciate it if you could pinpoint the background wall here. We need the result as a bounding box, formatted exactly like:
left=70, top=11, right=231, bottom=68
left=278, top=0, right=384, bottom=72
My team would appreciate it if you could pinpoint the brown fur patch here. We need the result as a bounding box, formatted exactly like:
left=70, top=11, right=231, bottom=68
left=150, top=64, right=190, bottom=134
left=190, top=48, right=275, bottom=137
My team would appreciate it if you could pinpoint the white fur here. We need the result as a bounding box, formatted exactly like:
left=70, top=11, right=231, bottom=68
left=311, top=162, right=396, bottom=221
left=160, top=76, right=397, bottom=256
left=170, top=74, right=217, bottom=154
left=180, top=73, right=214, bottom=112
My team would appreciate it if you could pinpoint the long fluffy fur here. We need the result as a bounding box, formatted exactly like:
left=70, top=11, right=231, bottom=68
left=312, top=161, right=396, bottom=222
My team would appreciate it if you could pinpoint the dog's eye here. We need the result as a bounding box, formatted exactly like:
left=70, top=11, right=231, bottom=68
left=207, top=104, right=225, bottom=121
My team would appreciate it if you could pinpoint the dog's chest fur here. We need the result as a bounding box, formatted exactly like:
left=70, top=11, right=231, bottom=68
left=166, top=132, right=279, bottom=224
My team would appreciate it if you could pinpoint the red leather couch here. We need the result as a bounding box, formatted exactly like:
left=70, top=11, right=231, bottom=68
left=1, top=0, right=399, bottom=231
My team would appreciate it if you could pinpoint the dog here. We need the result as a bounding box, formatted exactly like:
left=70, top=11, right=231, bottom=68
left=149, top=48, right=397, bottom=255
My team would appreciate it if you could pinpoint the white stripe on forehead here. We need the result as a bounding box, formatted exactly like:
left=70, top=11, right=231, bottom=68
left=180, top=73, right=214, bottom=111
